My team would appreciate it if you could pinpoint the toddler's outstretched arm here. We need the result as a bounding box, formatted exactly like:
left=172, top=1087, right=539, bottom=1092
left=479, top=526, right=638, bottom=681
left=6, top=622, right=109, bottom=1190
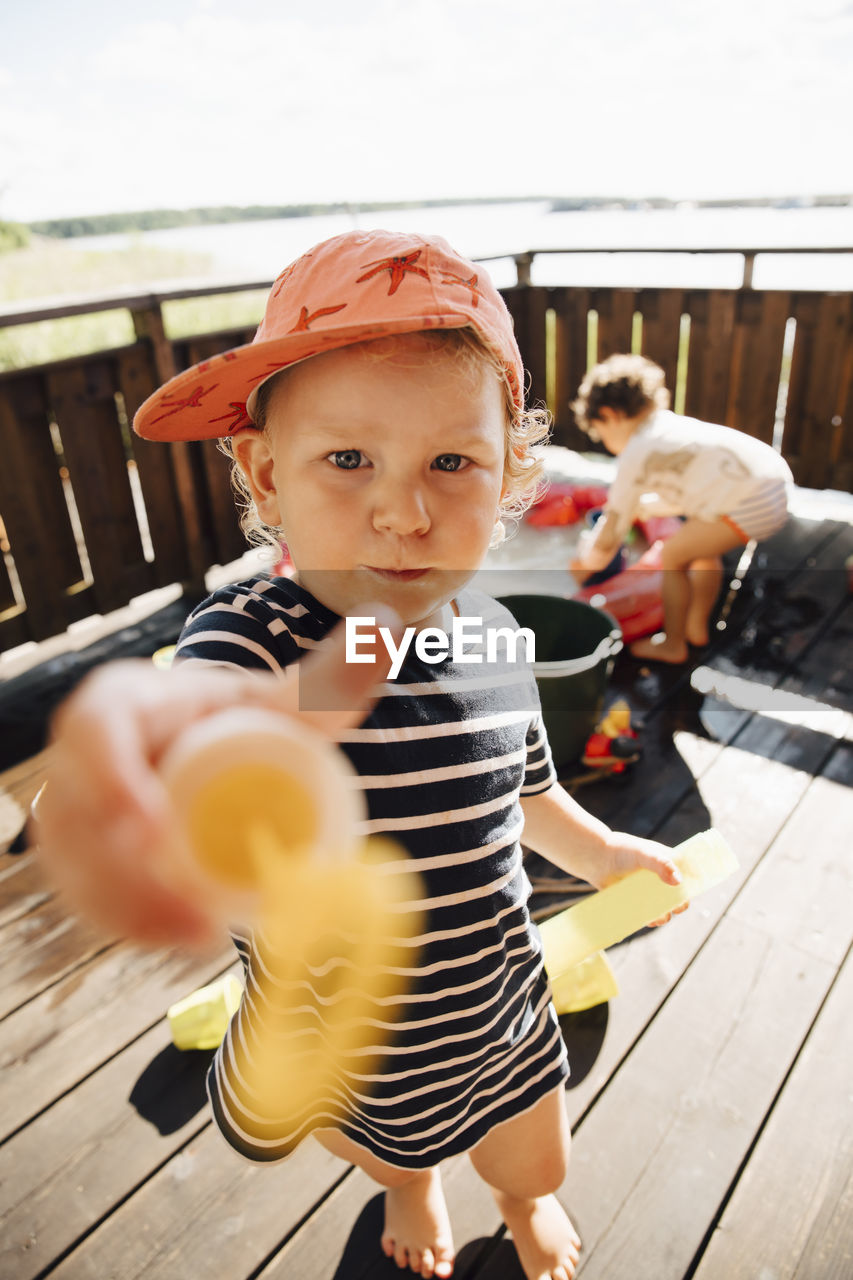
left=34, top=609, right=399, bottom=947
left=521, top=782, right=685, bottom=920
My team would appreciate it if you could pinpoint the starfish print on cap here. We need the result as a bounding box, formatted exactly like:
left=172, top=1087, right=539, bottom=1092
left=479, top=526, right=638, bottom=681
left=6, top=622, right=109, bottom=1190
left=149, top=383, right=218, bottom=425
left=441, top=271, right=484, bottom=307
left=289, top=303, right=347, bottom=333
left=271, top=262, right=300, bottom=298
left=210, top=401, right=252, bottom=434
left=356, top=250, right=429, bottom=295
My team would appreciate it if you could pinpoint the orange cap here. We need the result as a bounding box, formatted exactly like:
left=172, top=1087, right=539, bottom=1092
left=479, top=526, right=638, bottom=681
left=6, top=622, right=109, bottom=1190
left=133, top=229, right=524, bottom=441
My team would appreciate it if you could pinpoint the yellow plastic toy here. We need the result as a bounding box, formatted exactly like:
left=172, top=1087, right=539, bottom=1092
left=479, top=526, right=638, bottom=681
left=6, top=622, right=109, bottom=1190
left=159, top=708, right=423, bottom=1131
left=167, top=973, right=243, bottom=1050
left=541, top=828, right=738, bottom=1013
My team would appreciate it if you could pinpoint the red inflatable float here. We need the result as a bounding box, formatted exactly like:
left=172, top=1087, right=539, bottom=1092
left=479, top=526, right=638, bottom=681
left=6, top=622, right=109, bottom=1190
left=525, top=483, right=681, bottom=643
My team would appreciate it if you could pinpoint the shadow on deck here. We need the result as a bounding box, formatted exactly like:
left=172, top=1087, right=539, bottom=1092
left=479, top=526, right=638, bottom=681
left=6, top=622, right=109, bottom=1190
left=1, top=508, right=851, bottom=1279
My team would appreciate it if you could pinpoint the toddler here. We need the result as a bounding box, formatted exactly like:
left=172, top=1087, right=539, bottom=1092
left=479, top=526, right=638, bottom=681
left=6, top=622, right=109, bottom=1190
left=38, top=232, right=684, bottom=1280
left=569, top=353, right=793, bottom=663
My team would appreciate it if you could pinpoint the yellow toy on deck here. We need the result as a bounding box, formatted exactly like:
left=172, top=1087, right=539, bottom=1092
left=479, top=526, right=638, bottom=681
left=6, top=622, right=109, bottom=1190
left=541, top=828, right=738, bottom=1014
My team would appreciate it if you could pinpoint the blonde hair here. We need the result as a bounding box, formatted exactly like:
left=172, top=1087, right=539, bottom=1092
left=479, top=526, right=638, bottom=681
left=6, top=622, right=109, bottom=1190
left=572, top=353, right=670, bottom=438
left=220, top=329, right=550, bottom=554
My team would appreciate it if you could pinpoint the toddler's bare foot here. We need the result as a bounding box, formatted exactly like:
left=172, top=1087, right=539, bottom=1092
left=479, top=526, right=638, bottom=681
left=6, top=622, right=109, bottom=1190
left=495, top=1191, right=581, bottom=1280
left=381, top=1166, right=455, bottom=1278
left=630, top=633, right=689, bottom=664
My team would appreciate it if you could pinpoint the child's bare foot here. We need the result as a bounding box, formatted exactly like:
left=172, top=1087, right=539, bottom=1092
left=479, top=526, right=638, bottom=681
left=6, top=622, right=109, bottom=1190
left=630, top=633, right=689, bottom=664
left=381, top=1167, right=455, bottom=1278
left=495, top=1191, right=581, bottom=1280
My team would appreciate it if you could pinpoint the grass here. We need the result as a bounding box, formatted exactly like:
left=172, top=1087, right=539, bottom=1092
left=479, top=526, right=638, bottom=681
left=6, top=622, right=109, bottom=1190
left=0, top=237, right=259, bottom=370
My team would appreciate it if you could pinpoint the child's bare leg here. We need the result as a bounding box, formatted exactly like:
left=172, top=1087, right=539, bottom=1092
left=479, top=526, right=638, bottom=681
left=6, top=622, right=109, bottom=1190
left=468, top=1086, right=580, bottom=1280
left=685, top=555, right=724, bottom=646
left=314, top=1128, right=454, bottom=1278
left=631, top=519, right=743, bottom=664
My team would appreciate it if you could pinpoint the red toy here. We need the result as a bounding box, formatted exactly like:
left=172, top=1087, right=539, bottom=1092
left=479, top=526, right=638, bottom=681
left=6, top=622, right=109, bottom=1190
left=580, top=699, right=640, bottom=772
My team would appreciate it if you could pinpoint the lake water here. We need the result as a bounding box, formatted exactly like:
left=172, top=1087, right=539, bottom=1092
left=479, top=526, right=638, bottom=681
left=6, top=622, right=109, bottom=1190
left=69, top=200, right=853, bottom=291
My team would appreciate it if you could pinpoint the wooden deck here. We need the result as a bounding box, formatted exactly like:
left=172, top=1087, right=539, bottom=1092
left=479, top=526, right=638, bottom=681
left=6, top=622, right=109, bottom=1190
left=1, top=506, right=851, bottom=1280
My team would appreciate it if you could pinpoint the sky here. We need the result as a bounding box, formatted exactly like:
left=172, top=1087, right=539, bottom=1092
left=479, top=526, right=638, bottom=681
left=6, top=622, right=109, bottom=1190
left=1, top=0, right=851, bottom=222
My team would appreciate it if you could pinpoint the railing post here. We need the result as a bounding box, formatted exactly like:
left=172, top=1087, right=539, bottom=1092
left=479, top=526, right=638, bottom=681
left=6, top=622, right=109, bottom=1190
left=131, top=299, right=210, bottom=598
left=742, top=252, right=756, bottom=290
left=514, top=253, right=533, bottom=286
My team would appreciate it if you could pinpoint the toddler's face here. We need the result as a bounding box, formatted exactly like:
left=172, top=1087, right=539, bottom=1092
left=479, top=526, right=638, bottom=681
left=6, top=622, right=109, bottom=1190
left=236, top=335, right=507, bottom=629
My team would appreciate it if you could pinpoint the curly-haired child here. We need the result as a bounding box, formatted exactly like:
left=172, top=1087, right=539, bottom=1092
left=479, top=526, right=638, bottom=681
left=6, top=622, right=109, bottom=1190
left=38, top=234, right=685, bottom=1280
left=570, top=353, right=792, bottom=663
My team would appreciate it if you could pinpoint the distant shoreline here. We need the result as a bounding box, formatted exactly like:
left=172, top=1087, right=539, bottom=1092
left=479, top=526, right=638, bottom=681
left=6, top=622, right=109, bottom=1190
left=25, top=193, right=853, bottom=241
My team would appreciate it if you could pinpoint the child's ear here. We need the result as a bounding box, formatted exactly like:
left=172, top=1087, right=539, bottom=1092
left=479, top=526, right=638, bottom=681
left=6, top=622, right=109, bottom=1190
left=597, top=406, right=621, bottom=426
left=231, top=430, right=281, bottom=526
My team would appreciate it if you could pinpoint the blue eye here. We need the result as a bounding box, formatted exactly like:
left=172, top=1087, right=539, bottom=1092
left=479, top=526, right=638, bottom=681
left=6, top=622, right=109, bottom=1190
left=331, top=450, right=363, bottom=469
left=433, top=454, right=465, bottom=472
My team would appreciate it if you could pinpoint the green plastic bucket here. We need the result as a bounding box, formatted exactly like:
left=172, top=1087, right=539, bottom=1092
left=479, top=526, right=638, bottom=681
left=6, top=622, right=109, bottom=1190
left=497, top=594, right=623, bottom=767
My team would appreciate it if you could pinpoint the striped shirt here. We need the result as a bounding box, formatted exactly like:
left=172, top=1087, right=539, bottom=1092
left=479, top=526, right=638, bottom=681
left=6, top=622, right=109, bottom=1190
left=176, top=576, right=568, bottom=1168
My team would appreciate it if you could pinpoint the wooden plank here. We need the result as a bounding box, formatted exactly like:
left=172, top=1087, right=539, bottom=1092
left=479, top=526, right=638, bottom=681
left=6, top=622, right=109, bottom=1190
left=0, top=379, right=83, bottom=642
left=550, top=287, right=591, bottom=449
left=0, top=746, right=52, bottom=816
left=500, top=286, right=549, bottom=412
left=693, top=765, right=853, bottom=1280
left=0, top=857, right=51, bottom=927
left=46, top=1123, right=348, bottom=1280
left=2, top=374, right=84, bottom=590
left=728, top=289, right=791, bottom=444
left=199, top=439, right=247, bottom=566
left=0, top=545, right=17, bottom=615
left=46, top=360, right=152, bottom=613
left=0, top=887, right=112, bottom=1020
left=0, top=940, right=231, bottom=1140
left=523, top=286, right=550, bottom=413
left=592, top=288, right=635, bottom=360
left=783, top=292, right=852, bottom=487
left=500, top=287, right=528, bottom=386
left=0, top=1020, right=213, bottom=1280
left=684, top=289, right=737, bottom=424
left=832, top=318, right=853, bottom=493
left=0, top=748, right=49, bottom=857
left=571, top=922, right=835, bottom=1277
left=565, top=754, right=853, bottom=1277
left=116, top=347, right=191, bottom=587
left=638, top=287, right=684, bottom=394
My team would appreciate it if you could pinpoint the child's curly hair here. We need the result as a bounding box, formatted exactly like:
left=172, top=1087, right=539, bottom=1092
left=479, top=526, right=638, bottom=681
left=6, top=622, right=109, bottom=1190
left=220, top=329, right=551, bottom=555
left=571, top=354, right=670, bottom=439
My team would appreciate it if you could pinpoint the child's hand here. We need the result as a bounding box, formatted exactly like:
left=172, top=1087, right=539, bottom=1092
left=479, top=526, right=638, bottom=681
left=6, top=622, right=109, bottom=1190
left=594, top=830, right=688, bottom=926
left=34, top=609, right=399, bottom=948
left=568, top=556, right=594, bottom=583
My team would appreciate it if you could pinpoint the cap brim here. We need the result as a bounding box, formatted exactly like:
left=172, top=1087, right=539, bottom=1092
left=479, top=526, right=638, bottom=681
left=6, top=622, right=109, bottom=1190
left=133, top=314, right=471, bottom=442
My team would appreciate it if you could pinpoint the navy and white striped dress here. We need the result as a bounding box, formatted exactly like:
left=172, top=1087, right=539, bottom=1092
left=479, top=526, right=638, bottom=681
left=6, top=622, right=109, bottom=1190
left=176, top=576, right=569, bottom=1169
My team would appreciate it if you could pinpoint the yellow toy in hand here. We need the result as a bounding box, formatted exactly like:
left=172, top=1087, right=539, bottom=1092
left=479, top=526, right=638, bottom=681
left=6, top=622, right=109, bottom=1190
left=159, top=709, right=423, bottom=1128
left=542, top=828, right=738, bottom=1012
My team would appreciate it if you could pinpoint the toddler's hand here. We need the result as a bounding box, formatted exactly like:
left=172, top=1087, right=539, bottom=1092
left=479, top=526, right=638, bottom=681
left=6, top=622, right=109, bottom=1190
left=594, top=830, right=688, bottom=926
left=34, top=608, right=399, bottom=947
left=568, top=556, right=594, bottom=583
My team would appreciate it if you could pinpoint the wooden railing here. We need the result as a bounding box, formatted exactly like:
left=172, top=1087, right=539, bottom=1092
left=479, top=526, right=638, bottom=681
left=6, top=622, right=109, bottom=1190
left=1, top=248, right=851, bottom=654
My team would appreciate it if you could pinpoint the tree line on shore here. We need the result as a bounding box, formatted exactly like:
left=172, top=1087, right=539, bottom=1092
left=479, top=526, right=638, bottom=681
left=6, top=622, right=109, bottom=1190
left=3, top=192, right=850, bottom=249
